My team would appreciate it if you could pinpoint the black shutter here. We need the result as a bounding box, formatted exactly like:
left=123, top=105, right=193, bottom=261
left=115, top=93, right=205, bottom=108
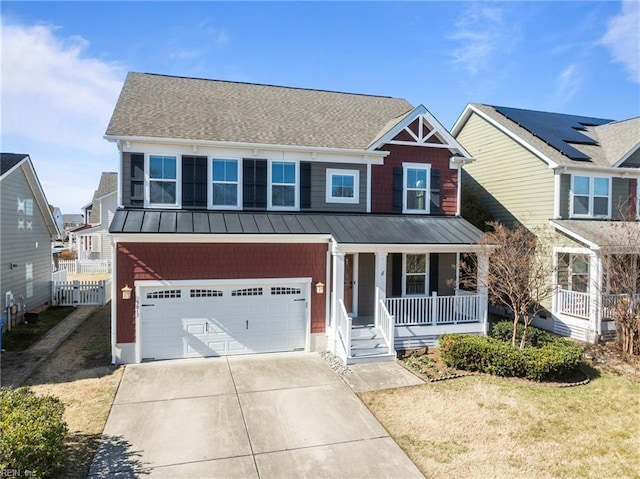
left=391, top=253, right=403, bottom=297
left=393, top=167, right=403, bottom=211
left=430, top=169, right=441, bottom=213
left=300, top=162, right=311, bottom=209
left=429, top=253, right=439, bottom=295
left=182, top=156, right=207, bottom=208
left=243, top=159, right=267, bottom=209
left=130, top=153, right=144, bottom=206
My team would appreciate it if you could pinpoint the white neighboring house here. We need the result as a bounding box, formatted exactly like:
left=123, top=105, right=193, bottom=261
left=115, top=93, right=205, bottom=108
left=70, top=172, right=117, bottom=263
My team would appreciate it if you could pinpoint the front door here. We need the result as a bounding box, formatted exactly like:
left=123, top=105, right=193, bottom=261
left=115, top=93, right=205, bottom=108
left=344, top=254, right=354, bottom=312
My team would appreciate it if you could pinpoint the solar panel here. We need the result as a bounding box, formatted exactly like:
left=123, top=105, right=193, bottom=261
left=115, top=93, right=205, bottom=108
left=494, top=106, right=612, bottom=161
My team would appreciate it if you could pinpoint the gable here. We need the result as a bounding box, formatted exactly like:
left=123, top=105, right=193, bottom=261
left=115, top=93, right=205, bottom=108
left=369, top=106, right=471, bottom=156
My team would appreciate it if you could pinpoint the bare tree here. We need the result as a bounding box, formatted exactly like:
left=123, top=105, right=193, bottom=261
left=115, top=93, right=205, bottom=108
left=602, top=218, right=640, bottom=355
left=460, top=221, right=555, bottom=348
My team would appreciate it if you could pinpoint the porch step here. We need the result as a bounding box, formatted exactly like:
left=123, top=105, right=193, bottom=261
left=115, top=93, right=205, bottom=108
left=350, top=326, right=391, bottom=359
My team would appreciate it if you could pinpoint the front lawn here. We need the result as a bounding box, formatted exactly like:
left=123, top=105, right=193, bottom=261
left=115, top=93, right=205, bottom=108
left=360, top=368, right=640, bottom=478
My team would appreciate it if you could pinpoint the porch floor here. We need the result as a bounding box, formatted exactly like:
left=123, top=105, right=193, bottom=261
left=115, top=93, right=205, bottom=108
left=352, top=316, right=374, bottom=327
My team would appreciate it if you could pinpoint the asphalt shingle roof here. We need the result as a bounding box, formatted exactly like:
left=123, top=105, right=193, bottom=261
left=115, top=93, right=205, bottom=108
left=109, top=209, right=484, bottom=245
left=0, top=153, right=28, bottom=176
left=105, top=73, right=414, bottom=150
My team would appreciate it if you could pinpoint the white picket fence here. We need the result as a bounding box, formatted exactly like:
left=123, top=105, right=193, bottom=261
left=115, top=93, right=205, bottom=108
left=57, top=259, right=111, bottom=275
left=53, top=279, right=112, bottom=306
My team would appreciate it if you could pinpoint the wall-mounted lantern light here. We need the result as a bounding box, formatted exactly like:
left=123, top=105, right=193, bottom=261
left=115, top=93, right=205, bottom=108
left=121, top=284, right=133, bottom=300
left=315, top=282, right=325, bottom=294
left=10, top=263, right=18, bottom=269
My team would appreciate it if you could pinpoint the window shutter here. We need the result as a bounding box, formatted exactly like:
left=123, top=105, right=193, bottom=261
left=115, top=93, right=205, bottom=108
left=393, top=167, right=403, bottom=211
left=130, top=153, right=144, bottom=206
left=182, top=156, right=207, bottom=208
left=243, top=159, right=267, bottom=209
left=430, top=169, right=441, bottom=212
left=300, top=162, right=311, bottom=209
left=391, top=253, right=402, bottom=297
left=429, top=253, right=438, bottom=295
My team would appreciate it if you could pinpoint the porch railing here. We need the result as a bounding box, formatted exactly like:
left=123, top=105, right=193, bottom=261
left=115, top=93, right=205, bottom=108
left=557, top=289, right=590, bottom=319
left=336, top=299, right=352, bottom=363
left=601, top=293, right=640, bottom=321
left=375, top=288, right=395, bottom=351
left=385, top=292, right=484, bottom=326
left=57, top=259, right=111, bottom=275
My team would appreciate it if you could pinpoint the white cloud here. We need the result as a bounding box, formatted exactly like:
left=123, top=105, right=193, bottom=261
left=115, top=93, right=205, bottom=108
left=0, top=18, right=125, bottom=214
left=601, top=0, right=640, bottom=83
left=555, top=63, right=581, bottom=105
left=448, top=4, right=517, bottom=75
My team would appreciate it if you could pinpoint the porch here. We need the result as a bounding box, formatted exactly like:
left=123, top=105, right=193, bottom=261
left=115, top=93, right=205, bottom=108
left=330, top=249, right=488, bottom=365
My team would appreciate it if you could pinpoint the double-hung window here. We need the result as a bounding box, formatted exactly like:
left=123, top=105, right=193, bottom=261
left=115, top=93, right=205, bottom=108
left=148, top=155, right=178, bottom=206
left=211, top=159, right=240, bottom=208
left=403, top=163, right=430, bottom=213
left=270, top=161, right=297, bottom=209
left=326, top=168, right=359, bottom=204
left=404, top=254, right=427, bottom=295
left=571, top=175, right=610, bottom=218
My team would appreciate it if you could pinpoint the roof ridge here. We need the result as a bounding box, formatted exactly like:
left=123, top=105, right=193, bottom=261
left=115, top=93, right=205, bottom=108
left=133, top=71, right=402, bottom=101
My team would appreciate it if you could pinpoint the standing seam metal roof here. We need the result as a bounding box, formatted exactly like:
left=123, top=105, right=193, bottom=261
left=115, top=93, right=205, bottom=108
left=109, top=209, right=484, bottom=245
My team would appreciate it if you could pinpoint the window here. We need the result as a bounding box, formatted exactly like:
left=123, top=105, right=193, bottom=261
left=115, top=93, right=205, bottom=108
left=212, top=159, right=240, bottom=208
left=404, top=254, right=427, bottom=295
left=270, top=161, right=297, bottom=209
left=569, top=255, right=589, bottom=293
left=571, top=175, right=610, bottom=218
left=148, top=155, right=177, bottom=206
left=403, top=163, right=430, bottom=213
left=326, top=168, right=359, bottom=204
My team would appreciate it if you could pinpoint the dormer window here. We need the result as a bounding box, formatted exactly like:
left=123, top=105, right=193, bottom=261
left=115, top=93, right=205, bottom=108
left=571, top=175, right=610, bottom=218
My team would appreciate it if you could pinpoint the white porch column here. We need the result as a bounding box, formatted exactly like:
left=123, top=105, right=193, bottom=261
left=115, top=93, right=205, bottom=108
left=331, top=251, right=345, bottom=328
left=374, top=252, right=388, bottom=301
left=477, top=252, right=490, bottom=335
left=588, top=252, right=603, bottom=342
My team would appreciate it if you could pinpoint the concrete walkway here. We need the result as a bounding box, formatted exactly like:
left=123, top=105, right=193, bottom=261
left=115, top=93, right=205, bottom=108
left=0, top=305, right=97, bottom=387
left=89, top=353, right=425, bottom=478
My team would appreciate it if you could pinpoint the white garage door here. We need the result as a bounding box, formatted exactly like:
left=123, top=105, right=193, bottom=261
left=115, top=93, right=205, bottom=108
left=139, top=279, right=308, bottom=361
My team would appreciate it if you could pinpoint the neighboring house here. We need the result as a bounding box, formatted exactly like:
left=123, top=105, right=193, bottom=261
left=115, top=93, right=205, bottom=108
left=105, top=72, right=488, bottom=365
left=62, top=213, right=84, bottom=239
left=1, top=153, right=60, bottom=328
left=51, top=206, right=64, bottom=240
left=452, top=104, right=640, bottom=343
left=70, top=172, right=117, bottom=262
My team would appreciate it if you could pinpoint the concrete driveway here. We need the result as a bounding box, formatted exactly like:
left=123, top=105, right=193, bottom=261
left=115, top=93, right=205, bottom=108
left=88, top=352, right=424, bottom=478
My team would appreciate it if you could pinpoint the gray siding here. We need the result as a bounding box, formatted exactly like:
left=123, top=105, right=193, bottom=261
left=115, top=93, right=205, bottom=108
left=436, top=253, right=456, bottom=295
left=560, top=174, right=633, bottom=219
left=621, top=149, right=640, bottom=167
left=308, top=162, right=367, bottom=213
left=1, top=167, right=53, bottom=313
left=357, top=253, right=375, bottom=316
left=559, top=174, right=571, bottom=218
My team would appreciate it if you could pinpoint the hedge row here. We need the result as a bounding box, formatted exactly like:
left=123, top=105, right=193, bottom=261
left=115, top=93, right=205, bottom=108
left=0, top=387, right=68, bottom=478
left=490, top=320, right=560, bottom=347
left=439, top=328, right=583, bottom=381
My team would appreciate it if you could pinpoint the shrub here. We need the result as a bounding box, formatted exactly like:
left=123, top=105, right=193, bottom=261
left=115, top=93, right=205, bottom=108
left=0, top=387, right=68, bottom=477
left=490, top=320, right=558, bottom=347
left=440, top=332, right=583, bottom=381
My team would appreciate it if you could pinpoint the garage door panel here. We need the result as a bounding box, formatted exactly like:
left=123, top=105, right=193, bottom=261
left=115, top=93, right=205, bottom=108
left=140, top=281, right=308, bottom=361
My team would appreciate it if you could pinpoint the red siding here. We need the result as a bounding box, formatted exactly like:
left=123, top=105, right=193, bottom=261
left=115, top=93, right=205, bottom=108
left=371, top=144, right=457, bottom=215
left=116, top=242, right=328, bottom=343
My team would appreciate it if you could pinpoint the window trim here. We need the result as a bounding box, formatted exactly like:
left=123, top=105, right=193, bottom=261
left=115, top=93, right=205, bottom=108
left=402, top=162, right=431, bottom=214
left=402, top=253, right=428, bottom=297
left=570, top=174, right=611, bottom=219
left=145, top=154, right=180, bottom=208
left=325, top=168, right=360, bottom=204
left=268, top=160, right=299, bottom=211
left=209, top=158, right=242, bottom=210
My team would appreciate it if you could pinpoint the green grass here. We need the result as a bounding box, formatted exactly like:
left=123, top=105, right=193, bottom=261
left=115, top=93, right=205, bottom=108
left=1, top=307, right=76, bottom=351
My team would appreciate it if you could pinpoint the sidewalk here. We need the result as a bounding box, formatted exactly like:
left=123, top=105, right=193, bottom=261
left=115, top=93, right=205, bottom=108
left=0, top=305, right=98, bottom=387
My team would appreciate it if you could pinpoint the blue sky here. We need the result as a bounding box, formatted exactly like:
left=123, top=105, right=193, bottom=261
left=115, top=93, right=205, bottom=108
left=1, top=1, right=639, bottom=215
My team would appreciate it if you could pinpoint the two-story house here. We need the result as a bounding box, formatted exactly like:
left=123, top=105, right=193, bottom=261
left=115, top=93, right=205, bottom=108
left=105, top=73, right=489, bottom=365
left=70, top=172, right=118, bottom=265
left=1, top=153, right=60, bottom=329
left=452, top=104, right=640, bottom=343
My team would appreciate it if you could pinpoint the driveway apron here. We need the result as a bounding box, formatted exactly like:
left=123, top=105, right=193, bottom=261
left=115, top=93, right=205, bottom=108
left=88, top=352, right=423, bottom=478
